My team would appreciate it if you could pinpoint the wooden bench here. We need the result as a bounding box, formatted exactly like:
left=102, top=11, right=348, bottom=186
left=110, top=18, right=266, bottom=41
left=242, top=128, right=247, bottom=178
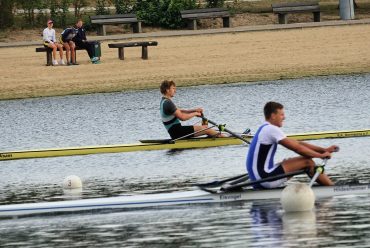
left=272, top=1, right=320, bottom=24
left=90, top=14, right=142, bottom=36
left=108, top=41, right=158, bottom=60
left=180, top=8, right=230, bottom=30
left=35, top=46, right=85, bottom=66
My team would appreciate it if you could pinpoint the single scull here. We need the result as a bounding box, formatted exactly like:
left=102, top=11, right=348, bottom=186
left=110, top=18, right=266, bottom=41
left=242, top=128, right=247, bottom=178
left=1, top=129, right=369, bottom=161
left=0, top=183, right=369, bottom=217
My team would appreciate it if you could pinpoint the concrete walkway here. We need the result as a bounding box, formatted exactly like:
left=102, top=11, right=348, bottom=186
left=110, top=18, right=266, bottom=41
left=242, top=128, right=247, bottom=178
left=1, top=18, right=370, bottom=48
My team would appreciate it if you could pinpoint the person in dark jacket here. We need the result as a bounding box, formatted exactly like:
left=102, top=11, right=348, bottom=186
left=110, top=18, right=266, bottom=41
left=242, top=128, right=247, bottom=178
left=60, top=27, right=78, bottom=65
left=73, top=19, right=100, bottom=64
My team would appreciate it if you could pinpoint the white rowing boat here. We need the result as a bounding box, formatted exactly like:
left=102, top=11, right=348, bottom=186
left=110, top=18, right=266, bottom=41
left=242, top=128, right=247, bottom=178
left=0, top=183, right=369, bottom=217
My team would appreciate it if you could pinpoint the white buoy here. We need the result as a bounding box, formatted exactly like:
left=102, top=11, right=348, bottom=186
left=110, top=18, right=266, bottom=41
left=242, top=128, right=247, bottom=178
left=63, top=175, right=82, bottom=189
left=281, top=183, right=315, bottom=212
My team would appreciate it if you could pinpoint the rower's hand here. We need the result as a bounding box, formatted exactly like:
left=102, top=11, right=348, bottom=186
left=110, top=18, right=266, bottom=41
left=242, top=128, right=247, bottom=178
left=195, top=108, right=203, bottom=113
left=326, top=145, right=339, bottom=153
left=320, top=151, right=332, bottom=159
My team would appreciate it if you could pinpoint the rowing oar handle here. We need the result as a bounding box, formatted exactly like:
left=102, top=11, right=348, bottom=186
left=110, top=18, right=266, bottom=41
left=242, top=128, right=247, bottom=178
left=308, top=147, right=339, bottom=187
left=201, top=116, right=250, bottom=144
left=322, top=146, right=340, bottom=159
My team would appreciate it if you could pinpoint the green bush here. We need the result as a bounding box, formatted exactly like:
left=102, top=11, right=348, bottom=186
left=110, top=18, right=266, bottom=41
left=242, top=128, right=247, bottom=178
left=72, top=0, right=88, bottom=17
left=114, top=0, right=136, bottom=14
left=0, top=0, right=15, bottom=29
left=16, top=0, right=45, bottom=27
left=136, top=0, right=197, bottom=29
left=96, top=0, right=110, bottom=15
left=206, top=0, right=224, bottom=8
left=49, top=0, right=73, bottom=28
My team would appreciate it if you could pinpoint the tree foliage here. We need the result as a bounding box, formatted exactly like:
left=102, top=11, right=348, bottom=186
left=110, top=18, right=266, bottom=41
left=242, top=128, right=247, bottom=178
left=72, top=0, right=88, bottom=17
left=48, top=0, right=73, bottom=27
left=96, top=0, right=110, bottom=15
left=136, top=0, right=197, bottom=28
left=0, top=0, right=15, bottom=28
left=0, top=0, right=203, bottom=31
left=16, top=0, right=45, bottom=26
left=114, top=0, right=135, bottom=14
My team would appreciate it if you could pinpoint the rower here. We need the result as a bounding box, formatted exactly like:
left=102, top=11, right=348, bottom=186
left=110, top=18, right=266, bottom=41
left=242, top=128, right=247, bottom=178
left=159, top=80, right=226, bottom=139
left=246, top=101, right=338, bottom=188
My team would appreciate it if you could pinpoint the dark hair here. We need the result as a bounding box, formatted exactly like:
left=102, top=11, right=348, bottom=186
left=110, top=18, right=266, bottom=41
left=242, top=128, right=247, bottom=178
left=160, top=80, right=176, bottom=94
left=264, top=101, right=284, bottom=119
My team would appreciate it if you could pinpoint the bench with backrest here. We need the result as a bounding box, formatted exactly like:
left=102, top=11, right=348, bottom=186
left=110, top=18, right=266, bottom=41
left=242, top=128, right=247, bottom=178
left=90, top=14, right=142, bottom=36
left=180, top=8, right=230, bottom=30
left=108, top=41, right=158, bottom=60
left=271, top=1, right=320, bottom=24
left=35, top=46, right=85, bottom=66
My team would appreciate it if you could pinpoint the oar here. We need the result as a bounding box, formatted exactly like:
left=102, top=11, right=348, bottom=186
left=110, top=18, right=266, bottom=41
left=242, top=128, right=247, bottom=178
left=308, top=164, right=325, bottom=187
left=201, top=116, right=250, bottom=144
left=196, top=173, right=248, bottom=188
left=308, top=147, right=339, bottom=187
left=221, top=169, right=308, bottom=192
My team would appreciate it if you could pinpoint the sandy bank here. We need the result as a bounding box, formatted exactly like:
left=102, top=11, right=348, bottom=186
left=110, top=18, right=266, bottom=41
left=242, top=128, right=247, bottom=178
left=0, top=24, right=370, bottom=100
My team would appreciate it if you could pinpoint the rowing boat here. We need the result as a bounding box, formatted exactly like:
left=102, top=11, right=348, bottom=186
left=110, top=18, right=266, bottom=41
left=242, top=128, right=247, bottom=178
left=0, top=129, right=369, bottom=161
left=0, top=183, right=369, bottom=217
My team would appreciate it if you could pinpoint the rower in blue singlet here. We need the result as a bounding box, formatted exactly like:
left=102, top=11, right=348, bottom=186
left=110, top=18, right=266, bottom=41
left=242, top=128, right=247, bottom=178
left=246, top=101, right=338, bottom=188
left=247, top=122, right=287, bottom=188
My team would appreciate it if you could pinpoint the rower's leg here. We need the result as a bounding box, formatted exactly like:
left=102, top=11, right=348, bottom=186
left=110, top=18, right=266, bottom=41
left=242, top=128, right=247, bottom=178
left=193, top=125, right=226, bottom=137
left=281, top=157, right=334, bottom=186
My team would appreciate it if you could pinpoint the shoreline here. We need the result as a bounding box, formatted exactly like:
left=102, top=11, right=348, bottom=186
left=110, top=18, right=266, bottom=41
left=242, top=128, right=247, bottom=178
left=1, top=70, right=368, bottom=101
left=1, top=22, right=370, bottom=101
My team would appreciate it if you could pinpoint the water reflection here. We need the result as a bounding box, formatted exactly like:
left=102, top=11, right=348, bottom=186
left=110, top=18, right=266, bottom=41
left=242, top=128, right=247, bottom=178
left=282, top=211, right=317, bottom=246
left=249, top=201, right=284, bottom=247
left=1, top=196, right=370, bottom=247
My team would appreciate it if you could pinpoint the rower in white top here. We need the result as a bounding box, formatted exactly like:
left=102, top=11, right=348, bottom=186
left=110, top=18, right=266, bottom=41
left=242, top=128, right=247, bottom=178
left=246, top=101, right=338, bottom=188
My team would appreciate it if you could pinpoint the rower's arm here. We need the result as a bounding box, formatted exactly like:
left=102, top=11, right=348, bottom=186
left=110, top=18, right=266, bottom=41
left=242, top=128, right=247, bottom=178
left=180, top=108, right=203, bottom=114
left=174, top=109, right=201, bottom=121
left=299, top=141, right=326, bottom=153
left=279, top=138, right=330, bottom=158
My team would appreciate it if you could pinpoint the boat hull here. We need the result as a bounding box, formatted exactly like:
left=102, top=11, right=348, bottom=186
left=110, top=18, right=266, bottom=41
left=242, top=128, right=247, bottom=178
left=0, top=129, right=369, bottom=161
left=0, top=184, right=369, bottom=217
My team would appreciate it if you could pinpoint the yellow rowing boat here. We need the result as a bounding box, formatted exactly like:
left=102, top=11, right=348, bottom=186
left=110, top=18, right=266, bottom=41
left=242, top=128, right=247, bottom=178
left=0, top=129, right=369, bottom=161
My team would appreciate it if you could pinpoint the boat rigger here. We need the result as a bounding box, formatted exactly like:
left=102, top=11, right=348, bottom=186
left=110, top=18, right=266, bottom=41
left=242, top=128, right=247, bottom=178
left=0, top=129, right=369, bottom=161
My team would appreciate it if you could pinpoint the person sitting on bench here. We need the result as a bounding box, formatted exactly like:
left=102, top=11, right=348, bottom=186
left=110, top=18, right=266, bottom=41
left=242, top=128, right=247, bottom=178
left=60, top=26, right=78, bottom=65
left=73, top=19, right=100, bottom=64
left=42, top=20, right=64, bottom=66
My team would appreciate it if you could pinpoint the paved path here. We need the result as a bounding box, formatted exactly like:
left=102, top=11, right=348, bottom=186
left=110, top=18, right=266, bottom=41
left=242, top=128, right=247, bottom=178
left=1, top=18, right=370, bottom=48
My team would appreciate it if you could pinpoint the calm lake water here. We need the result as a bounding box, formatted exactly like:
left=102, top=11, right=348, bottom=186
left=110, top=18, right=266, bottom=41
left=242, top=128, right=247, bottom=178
left=0, top=74, right=369, bottom=247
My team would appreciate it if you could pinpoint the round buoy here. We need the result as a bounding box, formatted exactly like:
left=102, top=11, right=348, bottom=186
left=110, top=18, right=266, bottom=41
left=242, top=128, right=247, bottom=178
left=63, top=175, right=82, bottom=189
left=281, top=183, right=315, bottom=212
